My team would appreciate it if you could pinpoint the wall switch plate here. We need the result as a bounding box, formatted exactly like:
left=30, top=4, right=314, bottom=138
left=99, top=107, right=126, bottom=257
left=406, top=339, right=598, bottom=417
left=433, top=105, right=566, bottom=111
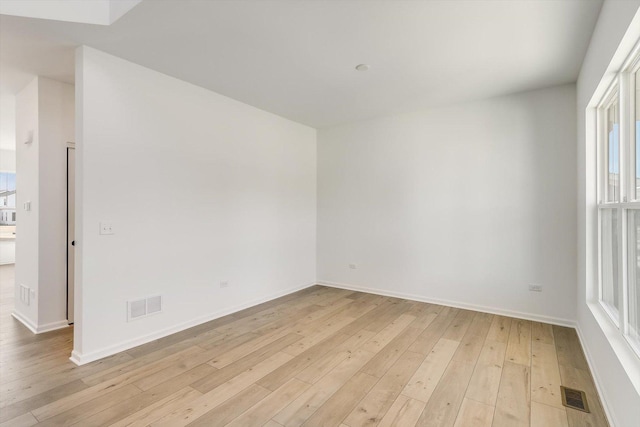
left=23, top=201, right=31, bottom=211
left=19, top=284, right=30, bottom=305
left=220, top=281, right=229, bottom=288
left=100, top=222, right=115, bottom=235
left=529, top=284, right=543, bottom=292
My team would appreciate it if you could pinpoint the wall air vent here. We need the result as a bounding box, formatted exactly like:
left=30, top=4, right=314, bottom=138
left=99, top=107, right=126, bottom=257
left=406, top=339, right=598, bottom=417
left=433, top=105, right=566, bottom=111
left=127, top=295, right=162, bottom=321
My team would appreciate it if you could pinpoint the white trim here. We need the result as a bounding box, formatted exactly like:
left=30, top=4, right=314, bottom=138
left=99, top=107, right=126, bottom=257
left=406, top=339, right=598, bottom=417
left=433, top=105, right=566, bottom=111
left=576, top=323, right=619, bottom=427
left=11, top=311, right=37, bottom=333
left=10, top=312, right=69, bottom=334
left=69, top=281, right=316, bottom=365
left=317, top=280, right=575, bottom=328
left=587, top=301, right=640, bottom=396
left=36, top=320, right=70, bottom=333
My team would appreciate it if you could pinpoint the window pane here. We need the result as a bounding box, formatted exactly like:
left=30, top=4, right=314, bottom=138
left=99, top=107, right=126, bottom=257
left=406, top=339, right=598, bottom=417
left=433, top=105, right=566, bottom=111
left=628, top=210, right=640, bottom=348
left=605, top=95, right=620, bottom=202
left=601, top=209, right=620, bottom=314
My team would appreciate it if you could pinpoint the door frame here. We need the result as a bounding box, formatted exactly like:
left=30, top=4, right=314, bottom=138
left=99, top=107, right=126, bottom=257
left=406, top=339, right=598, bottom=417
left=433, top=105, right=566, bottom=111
left=66, top=142, right=75, bottom=324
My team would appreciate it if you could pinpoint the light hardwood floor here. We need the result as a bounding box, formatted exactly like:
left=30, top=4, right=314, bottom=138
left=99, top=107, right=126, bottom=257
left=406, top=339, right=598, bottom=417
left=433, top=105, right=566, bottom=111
left=0, top=264, right=608, bottom=426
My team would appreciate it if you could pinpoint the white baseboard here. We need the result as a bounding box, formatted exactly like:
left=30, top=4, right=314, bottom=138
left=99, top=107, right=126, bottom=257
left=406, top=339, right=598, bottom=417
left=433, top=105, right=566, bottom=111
left=317, top=280, right=576, bottom=328
left=11, top=311, right=37, bottom=333
left=70, top=282, right=317, bottom=366
left=11, top=312, right=70, bottom=334
left=574, top=325, right=617, bottom=427
left=37, top=320, right=70, bottom=333
left=69, top=350, right=83, bottom=366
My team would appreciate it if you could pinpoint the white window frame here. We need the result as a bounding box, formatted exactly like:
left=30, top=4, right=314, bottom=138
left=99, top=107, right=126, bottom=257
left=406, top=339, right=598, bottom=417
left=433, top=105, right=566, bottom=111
left=596, top=43, right=640, bottom=359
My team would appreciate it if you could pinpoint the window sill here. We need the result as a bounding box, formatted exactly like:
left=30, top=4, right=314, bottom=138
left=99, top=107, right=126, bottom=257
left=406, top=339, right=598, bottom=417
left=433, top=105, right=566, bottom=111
left=586, top=300, right=640, bottom=396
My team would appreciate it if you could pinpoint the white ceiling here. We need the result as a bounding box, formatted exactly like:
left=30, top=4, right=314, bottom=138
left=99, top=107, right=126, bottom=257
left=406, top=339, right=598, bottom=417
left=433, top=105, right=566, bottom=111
left=0, top=0, right=603, bottom=128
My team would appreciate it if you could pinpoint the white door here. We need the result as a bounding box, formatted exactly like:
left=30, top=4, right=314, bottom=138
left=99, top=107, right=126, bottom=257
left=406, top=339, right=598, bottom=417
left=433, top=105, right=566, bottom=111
left=67, top=147, right=75, bottom=324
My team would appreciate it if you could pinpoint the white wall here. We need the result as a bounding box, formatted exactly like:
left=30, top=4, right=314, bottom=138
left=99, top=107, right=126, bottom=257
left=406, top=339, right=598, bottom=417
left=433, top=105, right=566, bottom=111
left=74, top=47, right=317, bottom=363
left=0, top=149, right=16, bottom=172
left=0, top=95, right=16, bottom=151
left=14, top=77, right=74, bottom=332
left=577, top=1, right=640, bottom=426
left=1, top=95, right=16, bottom=171
left=0, top=240, right=16, bottom=265
left=15, top=78, right=40, bottom=328
left=318, top=84, right=577, bottom=324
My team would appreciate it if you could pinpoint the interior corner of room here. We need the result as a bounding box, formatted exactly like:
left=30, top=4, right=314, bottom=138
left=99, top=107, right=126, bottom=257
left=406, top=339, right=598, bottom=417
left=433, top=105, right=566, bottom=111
left=1, top=1, right=640, bottom=426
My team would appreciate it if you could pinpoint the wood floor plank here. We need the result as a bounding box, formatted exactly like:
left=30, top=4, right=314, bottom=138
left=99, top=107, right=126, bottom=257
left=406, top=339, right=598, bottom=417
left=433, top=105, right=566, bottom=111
left=453, top=398, right=494, bottom=427
left=360, top=326, right=423, bottom=378
left=452, top=312, right=493, bottom=364
left=344, top=351, right=424, bottom=426
left=552, top=326, right=588, bottom=371
left=441, top=309, right=476, bottom=341
left=123, top=325, right=223, bottom=359
left=81, top=343, right=205, bottom=387
left=185, top=384, right=271, bottom=427
left=406, top=303, right=439, bottom=330
left=531, top=322, right=554, bottom=345
left=192, top=333, right=303, bottom=393
left=257, top=332, right=352, bottom=391
left=108, top=387, right=203, bottom=427
left=0, top=350, right=135, bottom=409
left=465, top=340, right=507, bottom=406
left=294, top=298, right=354, bottom=325
left=531, top=341, right=563, bottom=409
left=28, top=345, right=208, bottom=421
left=273, top=349, right=376, bottom=427
left=0, top=412, right=38, bottom=427
left=376, top=394, right=426, bottom=427
left=150, top=351, right=294, bottom=426
left=360, top=313, right=417, bottom=354
left=531, top=401, right=568, bottom=427
left=402, top=338, right=460, bottom=402
left=414, top=360, right=475, bottom=427
left=505, top=319, right=532, bottom=366
left=282, top=315, right=357, bottom=357
left=78, top=364, right=216, bottom=426
left=362, top=301, right=414, bottom=334
left=132, top=348, right=221, bottom=391
left=295, top=330, right=375, bottom=384
left=0, top=267, right=609, bottom=427
left=493, top=361, right=531, bottom=427
left=0, top=380, right=88, bottom=424
left=486, top=315, right=512, bottom=343
left=206, top=329, right=295, bottom=369
left=225, top=378, right=310, bottom=427
left=336, top=300, right=404, bottom=336
left=301, top=372, right=379, bottom=427
left=408, top=306, right=459, bottom=355
left=33, top=383, right=141, bottom=427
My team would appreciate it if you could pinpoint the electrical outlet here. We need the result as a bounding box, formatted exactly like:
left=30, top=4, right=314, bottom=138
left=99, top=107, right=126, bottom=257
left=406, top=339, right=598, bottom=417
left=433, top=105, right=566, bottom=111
left=529, top=284, right=543, bottom=292
left=220, top=281, right=229, bottom=288
left=349, top=264, right=357, bottom=269
left=100, top=222, right=115, bottom=235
